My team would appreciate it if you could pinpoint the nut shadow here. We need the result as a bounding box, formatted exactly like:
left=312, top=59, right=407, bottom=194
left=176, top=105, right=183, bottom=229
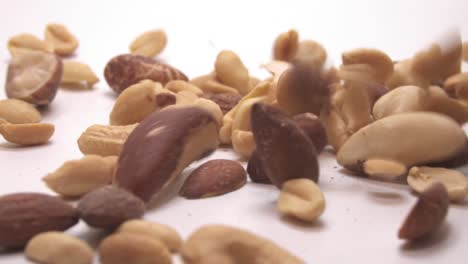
left=399, top=221, right=452, bottom=252
left=367, top=191, right=408, bottom=205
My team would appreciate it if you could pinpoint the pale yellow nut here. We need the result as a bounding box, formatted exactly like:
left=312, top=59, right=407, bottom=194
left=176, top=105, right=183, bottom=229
left=25, top=232, right=93, bottom=264
left=45, top=23, right=79, bottom=56
left=8, top=33, right=53, bottom=56
left=408, top=166, right=468, bottom=202
left=190, top=72, right=240, bottom=94
left=427, top=85, right=468, bottom=124
left=0, top=122, right=54, bottom=145
left=341, top=48, right=394, bottom=83
left=129, top=29, right=167, bottom=57
left=363, top=159, right=407, bottom=182
left=340, top=83, right=372, bottom=134
left=175, top=90, right=199, bottom=105
left=272, top=29, right=299, bottom=62
left=444, top=72, right=468, bottom=100
left=320, top=107, right=349, bottom=151
left=215, top=50, right=250, bottom=95
left=0, top=99, right=41, bottom=124
left=43, top=155, right=117, bottom=197
left=278, top=178, right=325, bottom=222
left=231, top=130, right=256, bottom=159
left=165, top=80, right=203, bottom=95
left=62, top=61, right=99, bottom=88
left=77, top=123, right=137, bottom=156
left=294, top=40, right=327, bottom=67
left=118, top=220, right=183, bottom=253
left=372, top=85, right=428, bottom=120
left=387, top=59, right=430, bottom=89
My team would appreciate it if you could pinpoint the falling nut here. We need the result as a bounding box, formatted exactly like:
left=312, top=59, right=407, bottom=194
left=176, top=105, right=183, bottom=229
left=0, top=99, right=41, bottom=124
left=25, top=232, right=93, bottom=264
left=118, top=220, right=183, bottom=253
left=6, top=50, right=63, bottom=105
left=408, top=166, right=468, bottom=202
left=43, top=155, right=117, bottom=197
left=293, top=40, right=327, bottom=67
left=273, top=29, right=299, bottom=62
left=231, top=129, right=256, bottom=159
left=0, top=122, right=54, bottom=145
left=341, top=48, right=394, bottom=83
left=278, top=178, right=325, bottom=222
left=77, top=123, right=137, bottom=156
left=362, top=159, right=407, bottom=182
left=44, top=23, right=79, bottom=56
left=7, top=33, right=53, bottom=56
left=180, top=159, right=247, bottom=199
left=398, top=183, right=449, bottom=240
left=165, top=80, right=203, bottom=95
left=61, top=61, right=99, bottom=88
left=129, top=29, right=167, bottom=57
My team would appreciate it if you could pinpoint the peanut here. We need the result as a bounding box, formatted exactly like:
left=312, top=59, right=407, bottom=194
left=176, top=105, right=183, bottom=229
left=7, top=33, right=53, bottom=56
left=165, top=80, right=203, bottom=95
left=77, top=123, right=137, bottom=156
left=0, top=99, right=41, bottom=124
left=294, top=40, right=327, bottom=67
left=129, top=29, right=167, bottom=57
left=44, top=23, right=79, bottom=56
left=362, top=159, right=407, bottom=182
left=0, top=122, right=54, bottom=145
left=444, top=72, right=468, bottom=100
left=272, top=29, right=299, bottom=62
left=214, top=50, right=250, bottom=95
left=61, top=61, right=99, bottom=88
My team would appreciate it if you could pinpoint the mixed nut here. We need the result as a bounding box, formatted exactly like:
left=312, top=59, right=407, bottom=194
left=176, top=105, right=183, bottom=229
left=1, top=22, right=468, bottom=263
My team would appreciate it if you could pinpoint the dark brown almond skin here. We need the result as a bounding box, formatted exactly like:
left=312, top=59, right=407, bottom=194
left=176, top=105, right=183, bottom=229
left=247, top=151, right=271, bottom=184
left=77, top=186, right=145, bottom=229
left=0, top=193, right=79, bottom=248
left=398, top=183, right=449, bottom=240
left=104, top=54, right=188, bottom=93
left=155, top=93, right=177, bottom=108
left=200, top=93, right=243, bottom=114
left=115, top=106, right=219, bottom=202
left=251, top=103, right=319, bottom=188
left=292, top=113, right=327, bottom=153
left=180, top=159, right=247, bottom=199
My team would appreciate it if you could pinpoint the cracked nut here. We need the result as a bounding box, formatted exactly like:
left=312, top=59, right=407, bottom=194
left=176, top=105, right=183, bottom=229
left=77, top=123, right=137, bottom=156
left=115, top=105, right=220, bottom=201
left=398, top=183, right=449, bottom=240
left=44, top=23, right=79, bottom=56
left=408, top=166, right=468, bottom=202
left=61, top=61, right=99, bottom=88
left=77, top=186, right=145, bottom=229
left=25, top=232, right=93, bottom=264
left=0, top=122, right=54, bottom=145
left=180, top=159, right=247, bottom=199
left=6, top=50, right=63, bottom=105
left=278, top=178, right=325, bottom=222
left=214, top=50, right=250, bottom=95
left=43, top=155, right=117, bottom=197
left=104, top=54, right=187, bottom=93
left=181, top=225, right=304, bottom=264
left=247, top=151, right=271, bottom=184
left=118, top=220, right=183, bottom=253
left=7, top=33, right=53, bottom=56
left=273, top=29, right=299, bottom=62
left=129, top=29, right=167, bottom=57
left=0, top=99, right=41, bottom=124
left=0, top=193, right=79, bottom=248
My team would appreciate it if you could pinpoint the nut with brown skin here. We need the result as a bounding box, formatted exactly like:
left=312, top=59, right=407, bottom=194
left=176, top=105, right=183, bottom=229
left=398, top=183, right=449, bottom=240
left=104, top=54, right=188, bottom=93
left=292, top=113, right=327, bottom=153
left=77, top=186, right=145, bottom=229
left=251, top=103, right=319, bottom=188
left=273, top=29, right=299, bottom=62
left=0, top=193, right=79, bottom=248
left=5, top=50, right=63, bottom=105
left=180, top=159, right=247, bottom=199
left=200, top=92, right=243, bottom=114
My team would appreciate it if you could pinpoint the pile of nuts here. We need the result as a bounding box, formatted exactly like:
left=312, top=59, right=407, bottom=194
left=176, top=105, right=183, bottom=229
left=1, top=23, right=468, bottom=263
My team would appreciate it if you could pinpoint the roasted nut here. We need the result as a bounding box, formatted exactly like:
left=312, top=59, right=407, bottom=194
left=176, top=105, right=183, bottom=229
left=214, top=50, right=250, bottom=95
left=463, top=42, right=468, bottom=61
left=247, top=151, right=271, bottom=184
left=180, top=159, right=247, bottom=199
left=341, top=48, right=394, bottom=83
left=278, top=178, right=325, bottom=222
left=25, top=232, right=93, bottom=264
left=61, top=61, right=99, bottom=88
left=293, top=113, right=327, bottom=153
left=0, top=193, right=79, bottom=248
left=6, top=50, right=62, bottom=105
left=251, top=103, right=319, bottom=188
left=0, top=122, right=54, bottom=145
left=43, top=155, right=117, bottom=197
left=337, top=112, right=467, bottom=173
left=118, top=220, right=183, bottom=253
left=77, top=123, right=137, bottom=156
left=181, top=225, right=304, bottom=264
left=372, top=85, right=428, bottom=120
left=293, top=40, right=327, bottom=67
left=129, top=29, right=167, bottom=57
left=115, top=105, right=220, bottom=201
left=44, top=23, right=79, bottom=56
left=387, top=59, right=430, bottom=89
left=190, top=73, right=240, bottom=94
left=426, top=85, right=468, bottom=124
left=165, top=80, right=203, bottom=95
left=231, top=130, right=256, bottom=158
left=273, top=29, right=299, bottom=62
left=362, top=159, right=407, bottom=182
left=200, top=92, right=242, bottom=114
left=78, top=186, right=145, bottom=229
left=7, top=33, right=53, bottom=56
left=99, top=233, right=171, bottom=264
left=109, top=80, right=176, bottom=125
left=0, top=99, right=41, bottom=124
left=398, top=183, right=449, bottom=240
left=104, top=54, right=188, bottom=93
left=444, top=72, right=468, bottom=100
left=408, top=166, right=468, bottom=202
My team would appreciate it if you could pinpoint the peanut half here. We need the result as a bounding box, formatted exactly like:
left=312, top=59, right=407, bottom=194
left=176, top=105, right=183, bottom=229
left=7, top=33, right=53, bottom=56
left=129, top=29, right=167, bottom=57
left=463, top=41, right=468, bottom=61
left=44, top=23, right=79, bottom=56
left=272, top=29, right=299, bottom=62
left=214, top=50, right=250, bottom=95
left=77, top=123, right=137, bottom=156
left=0, top=122, right=54, bottom=145
left=61, top=61, right=99, bottom=88
left=0, top=99, right=41, bottom=124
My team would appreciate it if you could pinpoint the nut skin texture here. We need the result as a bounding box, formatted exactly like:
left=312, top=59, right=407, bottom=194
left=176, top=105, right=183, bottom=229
left=179, top=159, right=247, bottom=199
left=247, top=151, right=271, bottom=184
left=292, top=113, right=327, bottom=153
left=44, top=23, right=79, bottom=56
left=115, top=106, right=220, bottom=202
left=0, top=193, right=79, bottom=248
left=6, top=50, right=63, bottom=105
left=251, top=103, right=319, bottom=188
left=200, top=92, right=243, bottom=114
left=398, top=183, right=449, bottom=240
left=0, top=99, right=41, bottom=124
left=181, top=225, right=305, bottom=264
left=25, top=232, right=93, bottom=264
left=273, top=29, right=299, bottom=62
left=99, top=233, right=172, bottom=264
left=77, top=186, right=145, bottom=229
left=0, top=122, right=55, bottom=145
left=104, top=54, right=188, bottom=93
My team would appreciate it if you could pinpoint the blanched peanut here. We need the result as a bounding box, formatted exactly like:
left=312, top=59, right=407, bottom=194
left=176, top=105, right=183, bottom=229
left=62, top=61, right=99, bottom=88
left=0, top=122, right=54, bottom=145
left=363, top=159, right=407, bottom=182
left=232, top=130, right=256, bottom=159
left=165, top=80, right=203, bottom=95
left=8, top=33, right=53, bottom=56
left=44, top=23, right=79, bottom=56
left=444, top=73, right=468, bottom=100
left=215, top=50, right=250, bottom=95
left=294, top=40, right=327, bottom=67
left=273, top=29, right=299, bottom=62
left=129, top=29, right=167, bottom=57
left=0, top=99, right=41, bottom=124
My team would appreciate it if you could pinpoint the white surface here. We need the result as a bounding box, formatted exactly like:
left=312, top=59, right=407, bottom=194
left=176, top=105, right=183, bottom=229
left=1, top=0, right=468, bottom=263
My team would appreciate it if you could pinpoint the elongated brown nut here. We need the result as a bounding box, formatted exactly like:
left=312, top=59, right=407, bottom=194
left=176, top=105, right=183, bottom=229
left=0, top=99, right=41, bottom=124
left=273, top=29, right=299, bottom=62
left=43, top=155, right=117, bottom=197
left=129, top=29, right=167, bottom=57
left=165, top=80, right=203, bottom=95
left=292, top=113, right=327, bottom=153
left=398, top=183, right=449, bottom=240
left=362, top=159, right=407, bottom=182
left=116, top=105, right=219, bottom=201
left=77, top=123, right=137, bottom=156
left=44, top=23, right=79, bottom=56
left=62, top=61, right=99, bottom=87
left=8, top=33, right=53, bottom=56
left=182, top=225, right=305, bottom=264
left=251, top=103, right=319, bottom=188
left=214, top=50, right=250, bottom=95
left=0, top=122, right=54, bottom=145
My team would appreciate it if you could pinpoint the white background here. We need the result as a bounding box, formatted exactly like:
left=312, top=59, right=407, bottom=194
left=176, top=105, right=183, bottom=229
left=1, top=0, right=468, bottom=263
